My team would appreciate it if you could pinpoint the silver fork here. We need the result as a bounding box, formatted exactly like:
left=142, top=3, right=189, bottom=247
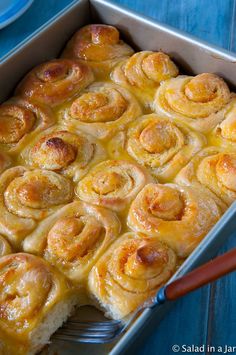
left=53, top=247, right=236, bottom=343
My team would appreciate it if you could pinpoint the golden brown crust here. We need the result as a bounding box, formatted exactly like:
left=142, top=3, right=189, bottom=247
left=0, top=104, right=34, bottom=143
left=23, top=201, right=121, bottom=283
left=127, top=183, right=222, bottom=257
left=15, top=59, right=94, bottom=106
left=0, top=253, right=74, bottom=353
left=62, top=24, right=134, bottom=78
left=175, top=146, right=236, bottom=208
left=88, top=232, right=177, bottom=319
left=0, top=97, right=56, bottom=153
left=0, top=21, right=234, bottom=329
left=76, top=160, right=154, bottom=211
left=58, top=82, right=142, bottom=139
left=154, top=73, right=231, bottom=132
left=209, top=95, right=236, bottom=148
left=0, top=166, right=73, bottom=248
left=19, top=126, right=107, bottom=182
left=111, top=51, right=179, bottom=108
left=125, top=114, right=206, bottom=182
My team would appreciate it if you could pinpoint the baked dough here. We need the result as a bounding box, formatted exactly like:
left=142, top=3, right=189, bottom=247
left=175, top=146, right=236, bottom=209
left=23, top=201, right=121, bottom=283
left=0, top=21, right=234, bottom=346
left=88, top=232, right=177, bottom=319
left=16, top=59, right=94, bottom=107
left=19, top=126, right=107, bottom=182
left=209, top=95, right=236, bottom=148
left=62, top=24, right=134, bottom=78
left=0, top=97, right=56, bottom=153
left=0, top=235, right=12, bottom=256
left=0, top=152, right=11, bottom=174
left=0, top=253, right=77, bottom=355
left=126, top=114, right=206, bottom=182
left=111, top=51, right=179, bottom=108
left=58, top=82, right=142, bottom=139
left=76, top=159, right=153, bottom=211
left=154, top=73, right=231, bottom=132
left=0, top=166, right=73, bottom=248
left=128, top=183, right=222, bottom=257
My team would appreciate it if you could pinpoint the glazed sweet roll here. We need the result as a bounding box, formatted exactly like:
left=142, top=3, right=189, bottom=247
left=76, top=160, right=153, bottom=211
left=111, top=51, right=179, bottom=107
left=175, top=147, right=236, bottom=209
left=19, top=127, right=106, bottom=181
left=23, top=201, right=121, bottom=283
left=126, top=114, right=206, bottom=182
left=15, top=59, right=94, bottom=107
left=62, top=24, right=134, bottom=78
left=58, top=82, right=142, bottom=139
left=154, top=73, right=231, bottom=132
left=128, top=183, right=221, bottom=258
left=0, top=253, right=77, bottom=355
left=0, top=97, right=55, bottom=153
left=0, top=235, right=12, bottom=256
left=0, top=166, right=73, bottom=248
left=88, top=232, right=177, bottom=319
left=209, top=96, right=236, bottom=148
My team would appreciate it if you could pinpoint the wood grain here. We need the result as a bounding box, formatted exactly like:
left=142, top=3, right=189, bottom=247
left=206, top=237, right=236, bottom=351
left=122, top=286, right=211, bottom=355
left=0, top=0, right=74, bottom=58
left=112, top=0, right=235, bottom=50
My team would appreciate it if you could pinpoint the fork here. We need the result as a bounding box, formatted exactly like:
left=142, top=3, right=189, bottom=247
left=53, top=247, right=236, bottom=344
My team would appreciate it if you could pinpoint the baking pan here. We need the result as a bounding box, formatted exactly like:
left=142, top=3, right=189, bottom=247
left=1, top=0, right=236, bottom=354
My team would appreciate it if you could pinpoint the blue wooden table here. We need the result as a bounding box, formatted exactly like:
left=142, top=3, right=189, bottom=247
left=0, top=1, right=236, bottom=354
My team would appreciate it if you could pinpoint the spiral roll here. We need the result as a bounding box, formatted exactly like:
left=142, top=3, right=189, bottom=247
left=209, top=95, right=236, bottom=148
left=59, top=82, right=142, bottom=139
left=154, top=73, right=231, bottom=132
left=76, top=160, right=153, bottom=211
left=0, top=253, right=76, bottom=354
left=111, top=51, right=179, bottom=107
left=20, top=127, right=106, bottom=181
left=0, top=97, right=55, bottom=153
left=88, top=232, right=177, bottom=319
left=62, top=24, right=134, bottom=78
left=0, top=166, right=73, bottom=248
left=23, top=201, right=121, bottom=283
left=0, top=20, right=233, bottom=337
left=128, top=183, right=221, bottom=257
left=126, top=114, right=206, bottom=182
left=175, top=147, right=236, bottom=209
left=16, top=59, right=94, bottom=107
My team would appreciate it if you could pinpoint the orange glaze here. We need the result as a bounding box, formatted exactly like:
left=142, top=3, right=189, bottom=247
left=0, top=23, right=235, bottom=341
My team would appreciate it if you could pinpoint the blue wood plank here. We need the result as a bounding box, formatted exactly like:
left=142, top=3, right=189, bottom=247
left=111, top=0, right=234, bottom=50
left=206, top=234, right=236, bottom=349
left=0, top=0, right=75, bottom=58
left=123, top=286, right=211, bottom=355
left=230, top=0, right=236, bottom=52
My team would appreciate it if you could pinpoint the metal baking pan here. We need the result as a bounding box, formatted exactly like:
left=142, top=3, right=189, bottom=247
left=1, top=0, right=236, bottom=354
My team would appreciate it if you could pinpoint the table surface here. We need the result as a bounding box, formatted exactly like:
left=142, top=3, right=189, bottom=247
left=1, top=1, right=236, bottom=354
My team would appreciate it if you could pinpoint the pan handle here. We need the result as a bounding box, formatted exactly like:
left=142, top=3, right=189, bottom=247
left=154, top=247, right=236, bottom=305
